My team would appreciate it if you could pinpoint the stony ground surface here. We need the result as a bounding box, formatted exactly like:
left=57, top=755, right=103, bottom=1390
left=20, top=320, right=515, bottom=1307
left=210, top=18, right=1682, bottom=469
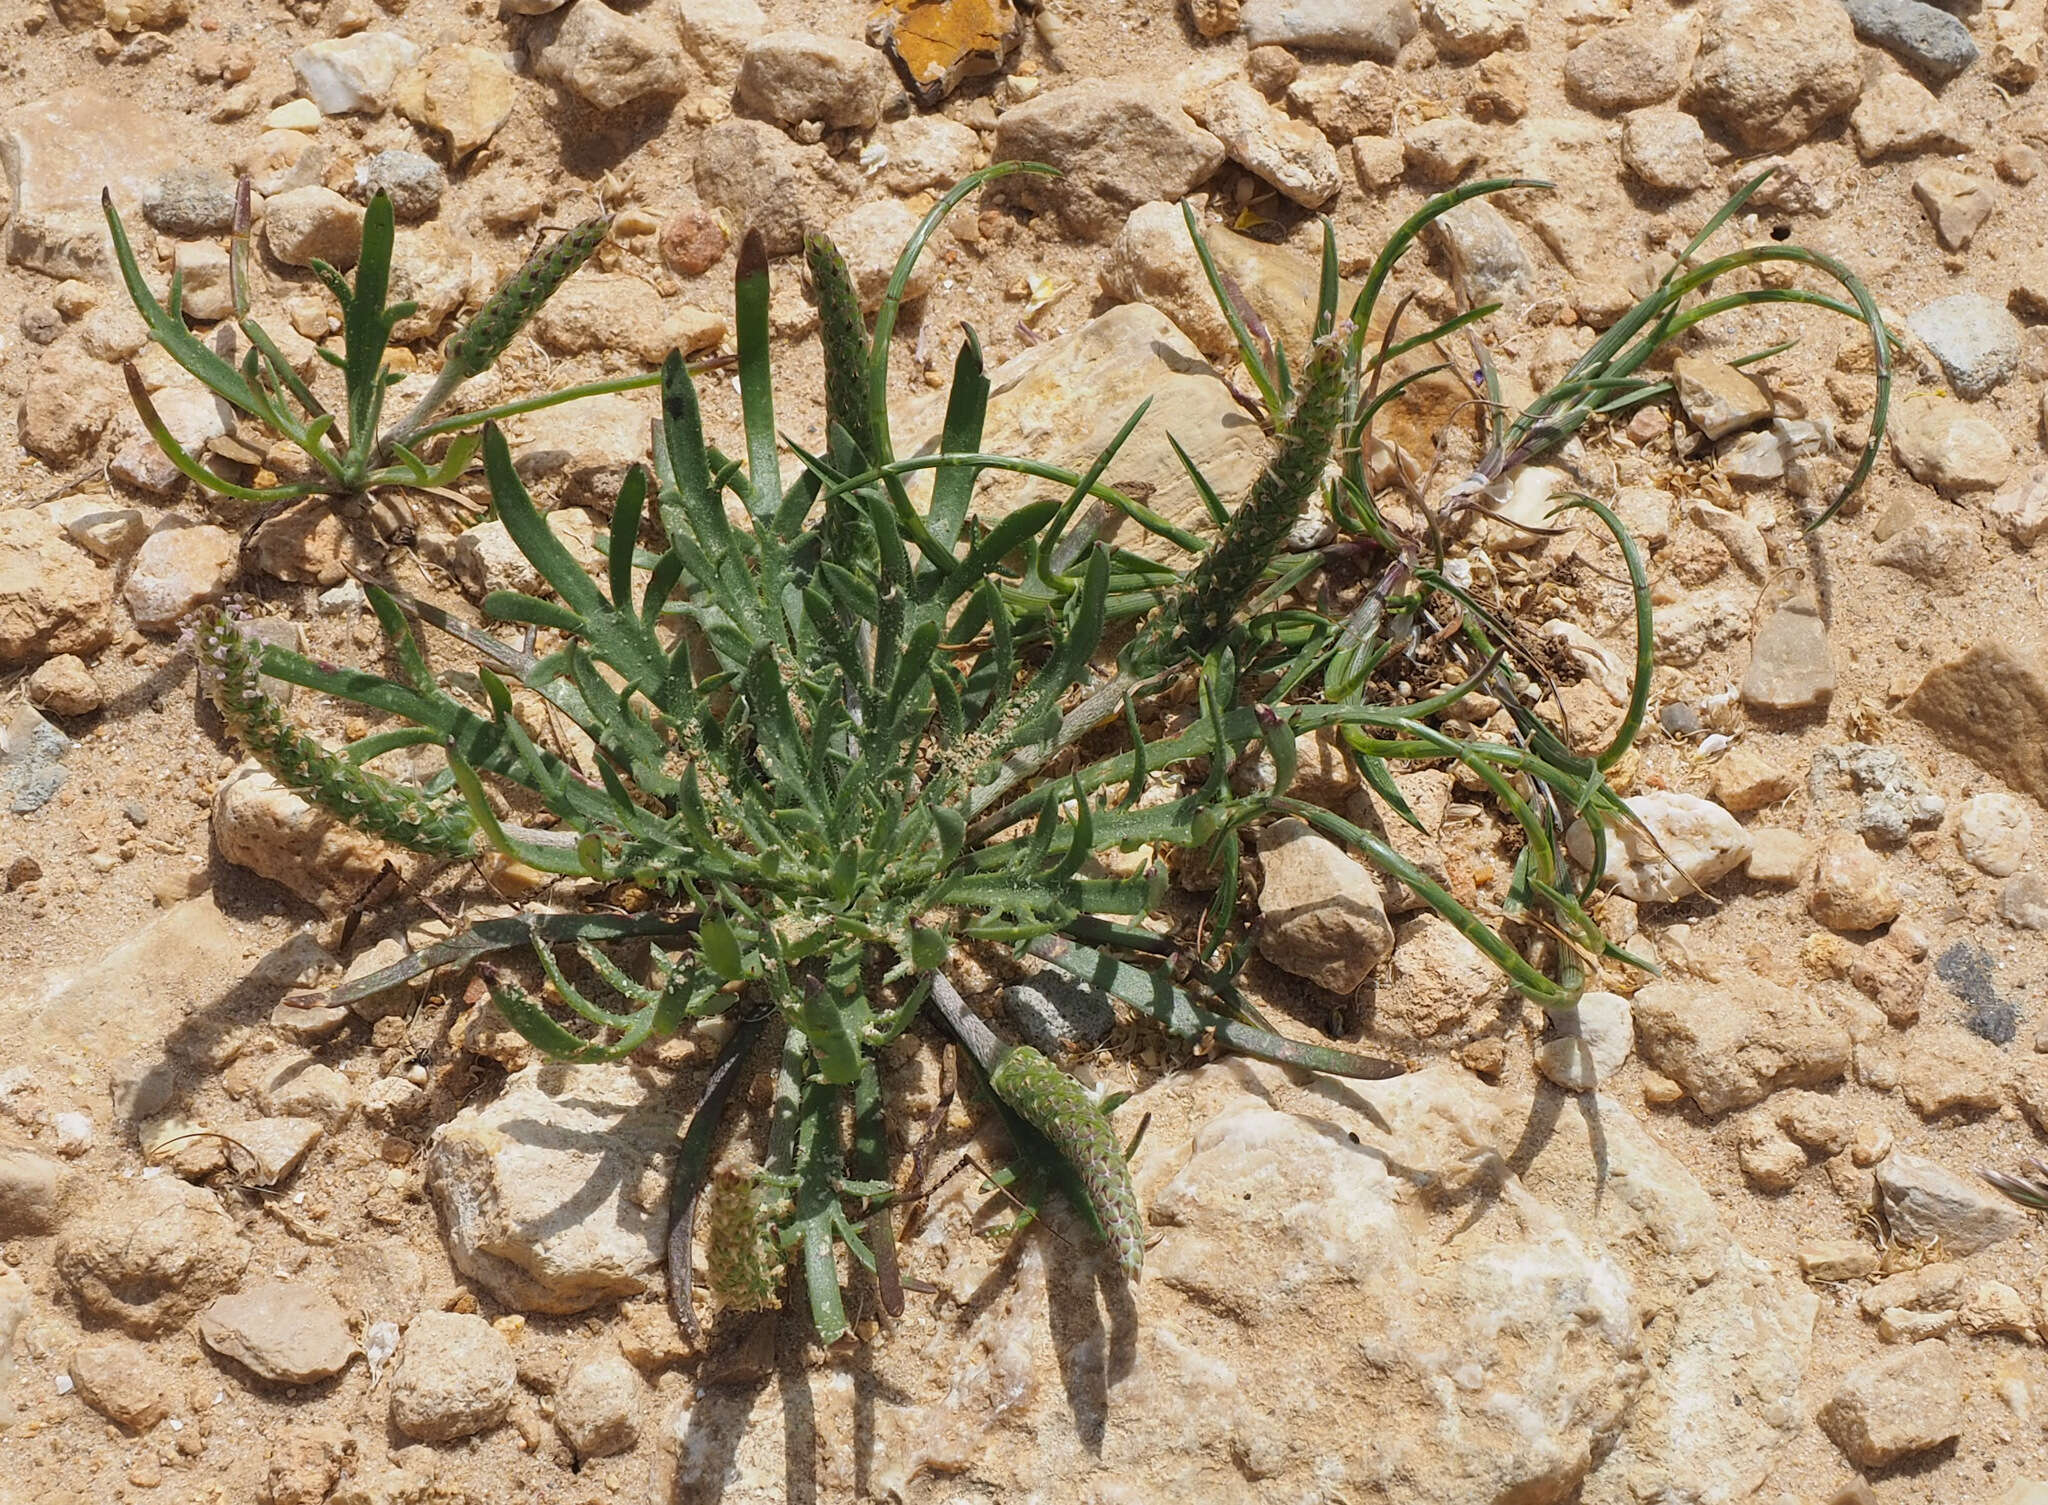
left=5, top=0, right=2048, bottom=1502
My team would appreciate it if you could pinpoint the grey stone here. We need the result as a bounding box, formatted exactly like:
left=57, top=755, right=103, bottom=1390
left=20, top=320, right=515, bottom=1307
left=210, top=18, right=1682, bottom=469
left=1240, top=0, right=1418, bottom=58
left=1, top=704, right=73, bottom=814
left=1937, top=942, right=2017, bottom=1044
left=1002, top=973, right=1118, bottom=1057
left=143, top=166, right=238, bottom=238
left=1810, top=742, right=1945, bottom=846
left=1907, top=294, right=2023, bottom=400
left=1428, top=198, right=1532, bottom=309
left=1873, top=1151, right=2028, bottom=1256
left=1839, top=0, right=1979, bottom=83
left=354, top=150, right=445, bottom=221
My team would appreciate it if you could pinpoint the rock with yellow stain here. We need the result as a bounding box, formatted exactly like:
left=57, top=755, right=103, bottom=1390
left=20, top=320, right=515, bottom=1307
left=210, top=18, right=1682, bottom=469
left=867, top=0, right=1024, bottom=105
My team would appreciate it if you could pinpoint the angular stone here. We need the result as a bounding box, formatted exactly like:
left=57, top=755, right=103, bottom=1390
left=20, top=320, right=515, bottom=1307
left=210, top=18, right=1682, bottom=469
left=212, top=760, right=406, bottom=915
left=1989, top=465, right=2048, bottom=547
left=1620, top=108, right=1710, bottom=193
left=823, top=199, right=933, bottom=310
left=200, top=1281, right=357, bottom=1384
left=292, top=32, right=422, bottom=115
left=1190, top=79, right=1340, bottom=208
left=1908, top=293, right=2022, bottom=400
left=536, top=0, right=686, bottom=111
left=427, top=1064, right=680, bottom=1312
left=395, top=44, right=515, bottom=158
left=1563, top=18, right=1688, bottom=113
left=1, top=87, right=182, bottom=277
left=675, top=0, right=768, bottom=81
left=1535, top=990, right=1633, bottom=1091
left=1913, top=166, right=1998, bottom=252
left=531, top=273, right=724, bottom=366
left=1741, top=594, right=1833, bottom=713
left=1673, top=356, right=1772, bottom=440
left=692, top=118, right=818, bottom=257
left=1428, top=198, right=1532, bottom=309
left=1850, top=71, right=1969, bottom=160
left=1873, top=1151, right=2028, bottom=1257
left=1254, top=816, right=1394, bottom=994
left=1690, top=0, right=1862, bottom=152
left=507, top=391, right=655, bottom=510
left=1565, top=792, right=1752, bottom=905
left=124, top=523, right=238, bottom=632
left=1907, top=637, right=2048, bottom=803
left=991, top=80, right=1225, bottom=241
left=1632, top=975, right=1851, bottom=1116
left=68, top=1338, right=172, bottom=1431
left=1808, top=832, right=1900, bottom=932
left=0, top=510, right=113, bottom=668
left=1745, top=828, right=1811, bottom=885
left=1285, top=62, right=1399, bottom=142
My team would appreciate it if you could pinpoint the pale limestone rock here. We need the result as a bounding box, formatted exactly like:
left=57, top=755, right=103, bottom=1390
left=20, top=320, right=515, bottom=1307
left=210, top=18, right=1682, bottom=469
left=1908, top=637, right=2048, bottom=804
left=1632, top=975, right=1851, bottom=1115
left=1239, top=0, right=1417, bottom=58
left=68, top=1338, right=172, bottom=1430
left=537, top=0, right=687, bottom=111
left=736, top=32, right=890, bottom=130
left=1745, top=828, right=1811, bottom=885
left=1809, top=832, right=1901, bottom=932
left=263, top=186, right=366, bottom=271
left=1958, top=792, right=2033, bottom=878
left=1428, top=197, right=1532, bottom=308
left=1285, top=62, right=1399, bottom=142
left=1564, top=18, right=1689, bottom=112
left=427, top=1064, right=679, bottom=1312
left=1690, top=0, right=1862, bottom=151
left=200, top=1281, right=357, bottom=1384
left=872, top=114, right=981, bottom=196
left=1, top=87, right=182, bottom=277
left=895, top=304, right=1266, bottom=565
left=554, top=1345, right=642, bottom=1457
left=292, top=32, right=422, bottom=115
left=1913, top=165, right=1998, bottom=251
left=1889, top=391, right=2012, bottom=495
left=992, top=80, right=1225, bottom=241
left=1536, top=990, right=1634, bottom=1091
left=212, top=760, right=407, bottom=915
left=674, top=0, right=768, bottom=81
left=506, top=392, right=656, bottom=510
left=1818, top=1341, right=1963, bottom=1466
left=1989, top=466, right=2048, bottom=547
left=391, top=1311, right=514, bottom=1441
left=824, top=200, right=933, bottom=309
left=124, top=522, right=237, bottom=632
left=0, top=510, right=113, bottom=667
left=1419, top=0, right=1525, bottom=60
left=1850, top=71, right=1968, bottom=160
left=109, top=385, right=232, bottom=497
left=531, top=273, right=725, bottom=365
left=1620, top=108, right=1709, bottom=192
left=692, top=118, right=819, bottom=256
left=1672, top=355, right=1772, bottom=439
left=1741, top=594, right=1834, bottom=713
left=1189, top=79, right=1340, bottom=208
left=1253, top=815, right=1393, bottom=993
left=27, top=654, right=100, bottom=717
left=395, top=44, right=514, bottom=158
left=1873, top=1152, right=2028, bottom=1257
left=1373, top=912, right=1505, bottom=1038
left=1566, top=792, right=1751, bottom=904
left=56, top=1178, right=250, bottom=1336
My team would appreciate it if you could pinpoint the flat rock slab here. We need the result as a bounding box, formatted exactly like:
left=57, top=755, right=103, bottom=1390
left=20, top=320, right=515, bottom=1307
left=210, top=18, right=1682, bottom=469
left=199, top=1281, right=356, bottom=1384
left=1, top=86, right=183, bottom=277
left=897, top=303, right=1268, bottom=567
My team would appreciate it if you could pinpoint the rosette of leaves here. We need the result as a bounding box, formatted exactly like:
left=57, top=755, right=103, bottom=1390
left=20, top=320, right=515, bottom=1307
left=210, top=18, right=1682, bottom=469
left=191, top=165, right=1403, bottom=1344
left=185, top=164, right=1891, bottom=1345
left=105, top=180, right=629, bottom=509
